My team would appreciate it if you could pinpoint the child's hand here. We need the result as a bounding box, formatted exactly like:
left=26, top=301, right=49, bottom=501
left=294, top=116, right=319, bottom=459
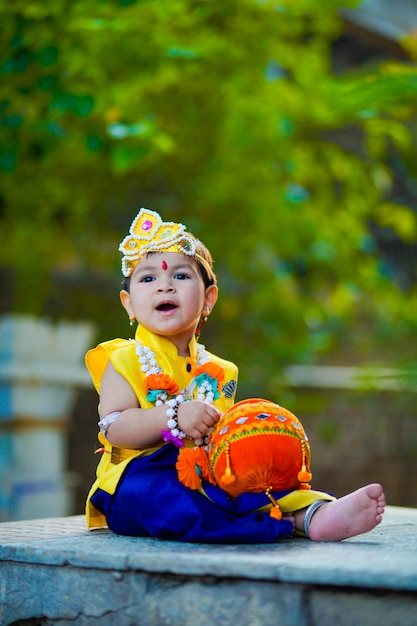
left=177, top=400, right=222, bottom=441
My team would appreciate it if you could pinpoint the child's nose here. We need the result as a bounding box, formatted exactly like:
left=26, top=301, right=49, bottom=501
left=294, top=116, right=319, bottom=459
left=157, top=277, right=174, bottom=292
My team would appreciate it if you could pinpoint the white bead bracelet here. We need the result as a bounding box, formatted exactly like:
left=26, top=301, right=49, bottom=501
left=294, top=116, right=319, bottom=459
left=161, top=397, right=186, bottom=447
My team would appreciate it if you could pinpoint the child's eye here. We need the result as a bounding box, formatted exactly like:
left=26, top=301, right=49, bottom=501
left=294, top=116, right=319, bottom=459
left=174, top=273, right=190, bottom=280
left=140, top=275, right=155, bottom=283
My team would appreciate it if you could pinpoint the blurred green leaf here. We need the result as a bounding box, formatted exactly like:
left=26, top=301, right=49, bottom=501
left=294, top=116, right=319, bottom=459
left=0, top=0, right=416, bottom=386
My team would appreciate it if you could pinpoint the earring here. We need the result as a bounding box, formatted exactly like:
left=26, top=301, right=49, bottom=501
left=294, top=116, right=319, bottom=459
left=195, top=313, right=209, bottom=338
left=129, top=317, right=136, bottom=327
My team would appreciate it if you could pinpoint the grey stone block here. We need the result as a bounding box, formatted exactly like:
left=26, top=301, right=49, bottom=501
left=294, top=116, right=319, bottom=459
left=1, top=506, right=417, bottom=626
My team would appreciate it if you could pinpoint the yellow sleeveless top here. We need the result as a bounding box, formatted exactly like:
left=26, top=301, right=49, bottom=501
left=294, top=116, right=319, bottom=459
left=85, top=325, right=238, bottom=529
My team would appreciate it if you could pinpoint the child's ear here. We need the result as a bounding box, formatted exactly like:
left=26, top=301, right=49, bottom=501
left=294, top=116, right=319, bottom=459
left=120, top=290, right=133, bottom=318
left=204, top=285, right=218, bottom=314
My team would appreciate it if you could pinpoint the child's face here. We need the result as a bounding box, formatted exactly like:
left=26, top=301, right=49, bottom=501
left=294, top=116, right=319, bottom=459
left=120, top=252, right=217, bottom=353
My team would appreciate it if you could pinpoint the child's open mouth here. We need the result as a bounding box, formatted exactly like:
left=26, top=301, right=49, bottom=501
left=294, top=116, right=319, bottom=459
left=156, top=303, right=178, bottom=312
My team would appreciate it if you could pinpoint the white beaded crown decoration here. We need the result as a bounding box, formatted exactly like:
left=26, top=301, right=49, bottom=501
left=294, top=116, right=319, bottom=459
left=119, top=208, right=197, bottom=277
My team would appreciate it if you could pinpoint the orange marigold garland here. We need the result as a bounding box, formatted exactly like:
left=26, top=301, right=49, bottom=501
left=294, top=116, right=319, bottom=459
left=193, top=362, right=225, bottom=384
left=193, top=362, right=225, bottom=401
left=136, top=339, right=226, bottom=447
left=146, top=373, right=179, bottom=402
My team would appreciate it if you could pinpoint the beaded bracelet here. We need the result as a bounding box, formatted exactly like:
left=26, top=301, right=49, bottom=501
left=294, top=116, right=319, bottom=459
left=98, top=411, right=121, bottom=437
left=161, top=397, right=187, bottom=447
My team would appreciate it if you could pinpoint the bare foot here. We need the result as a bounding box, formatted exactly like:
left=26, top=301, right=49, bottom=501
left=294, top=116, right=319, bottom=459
left=303, top=483, right=386, bottom=542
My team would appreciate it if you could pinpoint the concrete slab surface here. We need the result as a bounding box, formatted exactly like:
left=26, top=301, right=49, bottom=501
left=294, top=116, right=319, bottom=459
left=1, top=505, right=417, bottom=626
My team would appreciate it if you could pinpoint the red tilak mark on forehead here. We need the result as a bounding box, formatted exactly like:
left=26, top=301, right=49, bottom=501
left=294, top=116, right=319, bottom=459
left=161, top=260, right=168, bottom=271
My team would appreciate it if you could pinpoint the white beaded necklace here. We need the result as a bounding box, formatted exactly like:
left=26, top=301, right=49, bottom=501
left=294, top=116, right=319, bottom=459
left=135, top=340, right=215, bottom=447
left=136, top=341, right=212, bottom=398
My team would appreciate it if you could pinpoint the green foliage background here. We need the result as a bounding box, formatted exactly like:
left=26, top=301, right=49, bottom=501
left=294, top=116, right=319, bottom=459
left=1, top=0, right=417, bottom=398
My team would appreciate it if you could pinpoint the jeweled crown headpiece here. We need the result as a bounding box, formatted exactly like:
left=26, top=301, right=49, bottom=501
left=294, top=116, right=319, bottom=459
left=119, top=208, right=198, bottom=277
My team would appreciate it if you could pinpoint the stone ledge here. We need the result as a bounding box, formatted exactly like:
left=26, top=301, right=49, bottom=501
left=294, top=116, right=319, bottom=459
left=1, top=506, right=417, bottom=590
left=1, top=506, right=417, bottom=626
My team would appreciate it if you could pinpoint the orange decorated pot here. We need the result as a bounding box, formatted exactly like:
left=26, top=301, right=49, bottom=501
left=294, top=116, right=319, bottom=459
left=177, top=398, right=312, bottom=499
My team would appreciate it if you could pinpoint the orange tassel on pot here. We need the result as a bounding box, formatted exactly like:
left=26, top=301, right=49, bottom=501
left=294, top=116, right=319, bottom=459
left=221, top=442, right=236, bottom=486
left=266, top=488, right=282, bottom=520
left=269, top=506, right=283, bottom=520
left=297, top=440, right=312, bottom=484
left=176, top=446, right=213, bottom=490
